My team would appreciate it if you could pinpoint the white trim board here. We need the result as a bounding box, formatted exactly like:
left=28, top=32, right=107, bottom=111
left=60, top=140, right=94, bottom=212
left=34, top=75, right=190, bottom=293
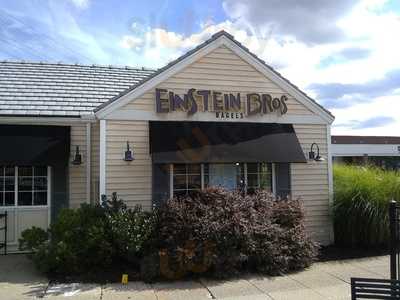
left=105, top=110, right=327, bottom=124
left=99, top=120, right=107, bottom=201
left=86, top=123, right=91, bottom=203
left=326, top=125, right=334, bottom=244
left=95, top=35, right=334, bottom=124
left=0, top=116, right=96, bottom=125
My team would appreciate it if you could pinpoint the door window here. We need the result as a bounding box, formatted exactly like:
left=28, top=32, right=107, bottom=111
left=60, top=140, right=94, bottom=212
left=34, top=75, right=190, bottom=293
left=0, top=166, right=48, bottom=207
left=0, top=166, right=15, bottom=206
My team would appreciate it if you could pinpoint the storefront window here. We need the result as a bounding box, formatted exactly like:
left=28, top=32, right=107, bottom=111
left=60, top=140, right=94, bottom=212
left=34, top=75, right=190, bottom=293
left=171, top=162, right=271, bottom=197
left=204, top=163, right=245, bottom=191
left=0, top=166, right=48, bottom=206
left=247, top=163, right=272, bottom=193
left=173, top=164, right=201, bottom=197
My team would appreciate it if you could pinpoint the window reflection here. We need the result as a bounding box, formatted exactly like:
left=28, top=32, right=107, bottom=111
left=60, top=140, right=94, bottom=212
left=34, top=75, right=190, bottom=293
left=171, top=162, right=272, bottom=198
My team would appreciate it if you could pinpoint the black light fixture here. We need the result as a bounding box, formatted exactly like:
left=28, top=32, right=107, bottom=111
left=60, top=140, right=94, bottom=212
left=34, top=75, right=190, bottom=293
left=72, top=146, right=82, bottom=165
left=124, top=141, right=134, bottom=161
left=309, top=143, right=325, bottom=162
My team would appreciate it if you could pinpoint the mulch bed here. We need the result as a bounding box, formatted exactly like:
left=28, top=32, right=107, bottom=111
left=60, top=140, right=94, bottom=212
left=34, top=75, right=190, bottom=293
left=318, top=245, right=390, bottom=262
left=49, top=246, right=391, bottom=283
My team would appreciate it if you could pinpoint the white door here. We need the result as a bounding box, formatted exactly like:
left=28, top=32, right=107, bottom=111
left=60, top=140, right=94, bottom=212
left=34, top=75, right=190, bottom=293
left=0, top=166, right=51, bottom=253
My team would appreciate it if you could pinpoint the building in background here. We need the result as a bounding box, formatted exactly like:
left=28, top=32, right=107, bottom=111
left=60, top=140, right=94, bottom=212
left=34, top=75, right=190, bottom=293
left=332, top=135, right=400, bottom=170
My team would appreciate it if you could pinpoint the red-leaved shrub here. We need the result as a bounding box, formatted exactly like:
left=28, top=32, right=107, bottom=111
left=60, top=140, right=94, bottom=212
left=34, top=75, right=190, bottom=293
left=152, top=188, right=318, bottom=279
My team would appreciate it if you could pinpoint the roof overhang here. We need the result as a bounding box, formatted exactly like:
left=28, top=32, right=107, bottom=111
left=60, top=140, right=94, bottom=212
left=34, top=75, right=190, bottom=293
left=0, top=113, right=96, bottom=125
left=332, top=143, right=400, bottom=157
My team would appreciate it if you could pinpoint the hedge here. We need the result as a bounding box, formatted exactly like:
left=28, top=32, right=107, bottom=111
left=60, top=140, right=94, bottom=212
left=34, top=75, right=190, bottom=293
left=20, top=189, right=317, bottom=282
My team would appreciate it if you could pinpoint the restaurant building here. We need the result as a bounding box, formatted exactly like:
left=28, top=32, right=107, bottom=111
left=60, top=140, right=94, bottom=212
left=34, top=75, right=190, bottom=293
left=0, top=31, right=334, bottom=252
left=332, top=135, right=400, bottom=170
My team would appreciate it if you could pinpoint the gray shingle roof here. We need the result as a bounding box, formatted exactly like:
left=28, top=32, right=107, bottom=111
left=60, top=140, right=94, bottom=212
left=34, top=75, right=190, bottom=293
left=332, top=135, right=400, bottom=145
left=0, top=61, right=155, bottom=117
left=0, top=31, right=333, bottom=120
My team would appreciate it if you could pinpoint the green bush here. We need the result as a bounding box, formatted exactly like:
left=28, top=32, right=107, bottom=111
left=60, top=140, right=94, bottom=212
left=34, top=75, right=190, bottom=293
left=36, top=204, right=114, bottom=276
left=333, top=164, right=400, bottom=247
left=107, top=200, right=157, bottom=264
left=19, top=193, right=154, bottom=278
left=19, top=226, right=48, bottom=252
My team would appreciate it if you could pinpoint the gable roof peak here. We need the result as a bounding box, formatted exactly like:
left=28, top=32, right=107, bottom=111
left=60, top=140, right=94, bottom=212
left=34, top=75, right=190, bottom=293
left=211, top=30, right=235, bottom=40
left=95, top=29, right=334, bottom=123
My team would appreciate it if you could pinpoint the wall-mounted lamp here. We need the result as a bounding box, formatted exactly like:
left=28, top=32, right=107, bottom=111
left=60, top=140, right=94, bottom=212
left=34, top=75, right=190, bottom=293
left=72, top=146, right=82, bottom=165
left=309, top=143, right=325, bottom=162
left=123, top=141, right=134, bottom=161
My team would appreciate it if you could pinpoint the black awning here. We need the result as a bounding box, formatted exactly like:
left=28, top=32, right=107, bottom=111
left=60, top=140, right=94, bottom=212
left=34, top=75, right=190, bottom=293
left=149, top=121, right=306, bottom=163
left=0, top=125, right=70, bottom=165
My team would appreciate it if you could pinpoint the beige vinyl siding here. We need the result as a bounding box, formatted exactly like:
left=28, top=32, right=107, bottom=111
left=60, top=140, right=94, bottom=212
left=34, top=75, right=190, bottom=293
left=103, top=44, right=332, bottom=245
left=292, top=124, right=332, bottom=245
left=120, top=45, right=313, bottom=116
left=69, top=123, right=87, bottom=208
left=105, top=120, right=152, bottom=209
left=91, top=122, right=100, bottom=203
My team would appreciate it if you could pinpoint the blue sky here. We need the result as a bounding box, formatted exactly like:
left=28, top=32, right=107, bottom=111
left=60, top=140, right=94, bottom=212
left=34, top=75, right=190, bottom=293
left=1, top=0, right=400, bottom=135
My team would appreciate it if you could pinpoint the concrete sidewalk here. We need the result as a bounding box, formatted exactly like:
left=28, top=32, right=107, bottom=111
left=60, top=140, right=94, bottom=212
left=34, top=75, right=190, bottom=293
left=0, top=254, right=389, bottom=299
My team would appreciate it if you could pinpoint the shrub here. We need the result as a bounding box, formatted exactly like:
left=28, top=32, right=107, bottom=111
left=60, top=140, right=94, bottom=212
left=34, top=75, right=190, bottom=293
left=37, top=204, right=114, bottom=276
left=107, top=204, right=157, bottom=264
left=20, top=189, right=317, bottom=281
left=155, top=188, right=317, bottom=279
left=140, top=252, right=160, bottom=283
left=333, top=164, right=400, bottom=247
left=19, top=194, right=157, bottom=279
left=249, top=195, right=317, bottom=275
left=19, top=227, right=48, bottom=252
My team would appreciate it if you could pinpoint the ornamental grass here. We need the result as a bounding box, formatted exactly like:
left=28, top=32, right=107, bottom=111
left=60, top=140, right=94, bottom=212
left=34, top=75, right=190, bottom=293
left=333, top=164, right=400, bottom=247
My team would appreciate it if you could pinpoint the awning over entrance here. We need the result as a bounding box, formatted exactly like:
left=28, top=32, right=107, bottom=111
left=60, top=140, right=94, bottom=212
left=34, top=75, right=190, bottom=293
left=0, top=125, right=70, bottom=165
left=0, top=125, right=70, bottom=219
left=149, top=121, right=306, bottom=163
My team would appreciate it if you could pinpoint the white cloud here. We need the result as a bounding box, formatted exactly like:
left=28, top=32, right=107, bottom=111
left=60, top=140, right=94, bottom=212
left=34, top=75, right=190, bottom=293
left=120, top=36, right=143, bottom=50
left=222, top=0, right=357, bottom=44
left=70, top=0, right=90, bottom=9
left=120, top=20, right=272, bottom=67
left=331, top=93, right=400, bottom=135
left=118, top=0, right=400, bottom=135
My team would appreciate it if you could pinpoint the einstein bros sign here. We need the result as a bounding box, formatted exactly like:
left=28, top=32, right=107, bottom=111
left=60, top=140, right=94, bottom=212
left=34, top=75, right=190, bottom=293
left=155, top=88, right=288, bottom=119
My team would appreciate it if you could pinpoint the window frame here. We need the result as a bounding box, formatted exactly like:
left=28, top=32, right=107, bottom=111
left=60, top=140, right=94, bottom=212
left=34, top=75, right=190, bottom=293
left=246, top=162, right=273, bottom=193
left=0, top=166, right=50, bottom=208
left=171, top=163, right=202, bottom=197
left=0, top=166, right=16, bottom=207
left=169, top=162, right=275, bottom=198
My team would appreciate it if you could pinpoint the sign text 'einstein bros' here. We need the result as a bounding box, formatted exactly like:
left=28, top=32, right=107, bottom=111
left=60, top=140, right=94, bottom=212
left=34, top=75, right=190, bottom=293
left=155, top=88, right=288, bottom=119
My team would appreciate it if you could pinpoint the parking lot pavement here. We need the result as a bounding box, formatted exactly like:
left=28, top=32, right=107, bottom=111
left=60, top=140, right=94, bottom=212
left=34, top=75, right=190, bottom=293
left=0, top=254, right=390, bottom=300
